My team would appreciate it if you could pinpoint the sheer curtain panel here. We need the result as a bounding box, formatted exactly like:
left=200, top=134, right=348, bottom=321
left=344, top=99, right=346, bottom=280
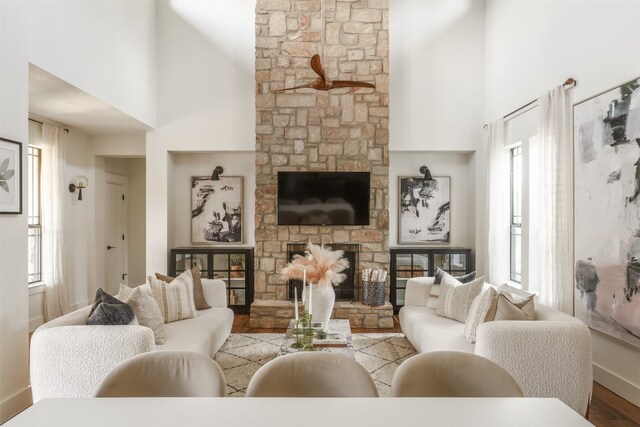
left=528, top=87, right=573, bottom=313
left=41, top=123, right=70, bottom=321
left=484, top=119, right=510, bottom=285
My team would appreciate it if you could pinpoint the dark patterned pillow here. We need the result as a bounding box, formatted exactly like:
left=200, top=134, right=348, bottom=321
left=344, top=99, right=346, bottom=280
left=434, top=267, right=477, bottom=285
left=87, top=288, right=136, bottom=326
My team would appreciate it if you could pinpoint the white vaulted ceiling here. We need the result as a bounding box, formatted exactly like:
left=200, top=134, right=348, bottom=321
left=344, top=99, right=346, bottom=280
left=29, top=64, right=151, bottom=135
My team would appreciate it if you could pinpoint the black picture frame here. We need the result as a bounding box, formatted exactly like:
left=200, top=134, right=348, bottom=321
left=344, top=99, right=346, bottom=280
left=0, top=137, right=22, bottom=215
left=398, top=175, right=451, bottom=244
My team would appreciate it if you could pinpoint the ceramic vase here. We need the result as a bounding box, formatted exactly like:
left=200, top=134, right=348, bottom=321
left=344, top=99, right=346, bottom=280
left=302, top=283, right=335, bottom=327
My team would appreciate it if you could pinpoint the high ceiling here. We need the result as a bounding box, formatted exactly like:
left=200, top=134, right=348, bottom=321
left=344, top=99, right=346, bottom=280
left=29, top=64, right=151, bottom=136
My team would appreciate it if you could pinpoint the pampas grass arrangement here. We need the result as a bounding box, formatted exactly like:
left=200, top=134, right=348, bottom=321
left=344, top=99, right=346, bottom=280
left=281, top=240, right=350, bottom=288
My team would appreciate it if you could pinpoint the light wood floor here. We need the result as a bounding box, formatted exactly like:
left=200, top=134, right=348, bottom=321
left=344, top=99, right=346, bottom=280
left=232, top=314, right=640, bottom=427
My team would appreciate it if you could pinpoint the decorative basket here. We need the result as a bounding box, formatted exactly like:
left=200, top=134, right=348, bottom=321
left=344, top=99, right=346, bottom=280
left=362, top=281, right=385, bottom=306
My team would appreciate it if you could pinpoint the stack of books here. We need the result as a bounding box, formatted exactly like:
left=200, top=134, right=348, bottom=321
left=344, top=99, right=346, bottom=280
left=313, top=332, right=348, bottom=348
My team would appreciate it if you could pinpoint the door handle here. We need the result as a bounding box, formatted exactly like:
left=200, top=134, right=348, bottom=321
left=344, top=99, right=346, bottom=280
left=107, top=245, right=115, bottom=250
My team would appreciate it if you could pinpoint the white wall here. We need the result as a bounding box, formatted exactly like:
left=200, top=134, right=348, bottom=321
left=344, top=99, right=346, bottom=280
left=389, top=152, right=473, bottom=249
left=27, top=0, right=157, bottom=127
left=154, top=0, right=254, bottom=149
left=93, top=134, right=145, bottom=158
left=0, top=1, right=31, bottom=421
left=64, top=129, right=95, bottom=311
left=127, top=158, right=146, bottom=285
left=390, top=0, right=485, bottom=152
left=147, top=0, right=255, bottom=274
left=484, top=0, right=640, bottom=406
left=171, top=152, right=256, bottom=249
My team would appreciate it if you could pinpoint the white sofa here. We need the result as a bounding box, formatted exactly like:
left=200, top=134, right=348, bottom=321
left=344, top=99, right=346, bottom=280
left=399, top=277, right=592, bottom=415
left=30, top=279, right=233, bottom=402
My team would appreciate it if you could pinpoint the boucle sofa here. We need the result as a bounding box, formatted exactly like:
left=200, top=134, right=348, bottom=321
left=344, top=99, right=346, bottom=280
left=399, top=277, right=592, bottom=415
left=30, top=279, right=233, bottom=402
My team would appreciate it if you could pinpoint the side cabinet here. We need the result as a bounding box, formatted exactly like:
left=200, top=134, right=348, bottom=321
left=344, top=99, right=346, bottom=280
left=169, top=247, right=254, bottom=314
left=390, top=247, right=473, bottom=313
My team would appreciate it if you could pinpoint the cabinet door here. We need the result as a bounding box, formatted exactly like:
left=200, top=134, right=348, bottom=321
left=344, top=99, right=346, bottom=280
left=449, top=253, right=468, bottom=274
left=229, top=253, right=247, bottom=306
left=174, top=252, right=208, bottom=276
left=394, top=253, right=430, bottom=306
left=434, top=252, right=469, bottom=275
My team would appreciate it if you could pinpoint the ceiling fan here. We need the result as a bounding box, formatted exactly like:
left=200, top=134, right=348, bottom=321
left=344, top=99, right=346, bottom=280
left=276, top=54, right=376, bottom=92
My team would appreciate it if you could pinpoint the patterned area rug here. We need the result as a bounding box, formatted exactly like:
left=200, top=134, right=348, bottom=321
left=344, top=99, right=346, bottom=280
left=214, top=333, right=417, bottom=397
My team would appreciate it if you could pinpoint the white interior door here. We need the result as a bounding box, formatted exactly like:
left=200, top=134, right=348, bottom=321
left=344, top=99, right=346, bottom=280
left=105, top=181, right=128, bottom=294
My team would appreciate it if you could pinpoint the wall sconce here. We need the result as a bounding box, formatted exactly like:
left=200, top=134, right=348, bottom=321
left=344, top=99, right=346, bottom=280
left=211, top=166, right=224, bottom=181
left=419, top=166, right=434, bottom=182
left=69, top=175, right=89, bottom=201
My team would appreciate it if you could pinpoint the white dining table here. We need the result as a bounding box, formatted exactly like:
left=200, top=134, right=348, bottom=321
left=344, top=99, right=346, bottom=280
left=4, top=397, right=593, bottom=427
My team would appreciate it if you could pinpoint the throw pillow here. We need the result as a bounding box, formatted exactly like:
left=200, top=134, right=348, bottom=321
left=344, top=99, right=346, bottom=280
left=156, top=267, right=210, bottom=311
left=119, top=284, right=166, bottom=344
left=484, top=285, right=534, bottom=321
left=493, top=293, right=535, bottom=321
left=148, top=271, right=199, bottom=323
left=434, top=267, right=477, bottom=285
left=483, top=284, right=512, bottom=321
left=464, top=286, right=497, bottom=343
left=87, top=288, right=137, bottom=326
left=436, top=274, right=485, bottom=323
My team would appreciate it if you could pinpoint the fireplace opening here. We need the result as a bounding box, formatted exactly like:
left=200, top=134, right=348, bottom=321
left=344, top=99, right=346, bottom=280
left=286, top=243, right=360, bottom=302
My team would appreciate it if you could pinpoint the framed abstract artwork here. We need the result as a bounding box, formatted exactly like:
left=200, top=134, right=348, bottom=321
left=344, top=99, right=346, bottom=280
left=0, top=137, right=22, bottom=214
left=574, top=76, right=640, bottom=349
left=191, top=176, right=243, bottom=244
left=398, top=176, right=450, bottom=244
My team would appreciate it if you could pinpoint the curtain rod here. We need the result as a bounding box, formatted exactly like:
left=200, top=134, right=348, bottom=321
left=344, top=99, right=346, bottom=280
left=483, top=77, right=576, bottom=128
left=28, top=117, right=69, bottom=133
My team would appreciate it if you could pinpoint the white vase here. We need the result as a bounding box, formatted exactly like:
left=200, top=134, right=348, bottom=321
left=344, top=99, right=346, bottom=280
left=302, top=283, right=335, bottom=327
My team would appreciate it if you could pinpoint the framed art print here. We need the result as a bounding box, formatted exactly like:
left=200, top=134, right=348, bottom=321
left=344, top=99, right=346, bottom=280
left=398, top=176, right=450, bottom=244
left=191, top=176, right=243, bottom=244
left=0, top=137, right=22, bottom=214
left=574, top=76, right=640, bottom=349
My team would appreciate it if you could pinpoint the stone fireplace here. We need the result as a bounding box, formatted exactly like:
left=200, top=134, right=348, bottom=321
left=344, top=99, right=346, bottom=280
left=251, top=0, right=392, bottom=328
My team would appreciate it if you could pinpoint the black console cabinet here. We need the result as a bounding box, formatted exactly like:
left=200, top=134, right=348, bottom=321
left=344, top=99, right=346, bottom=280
left=390, top=247, right=473, bottom=312
left=169, top=247, right=254, bottom=314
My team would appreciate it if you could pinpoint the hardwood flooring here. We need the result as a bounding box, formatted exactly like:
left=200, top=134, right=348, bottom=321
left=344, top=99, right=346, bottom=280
left=231, top=314, right=640, bottom=426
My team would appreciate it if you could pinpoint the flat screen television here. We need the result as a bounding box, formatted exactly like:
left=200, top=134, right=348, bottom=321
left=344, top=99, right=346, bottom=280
left=277, top=172, right=370, bottom=225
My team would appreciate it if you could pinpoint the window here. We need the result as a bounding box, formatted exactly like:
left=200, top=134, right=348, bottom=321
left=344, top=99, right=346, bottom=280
left=510, top=145, right=522, bottom=283
left=28, top=146, right=42, bottom=283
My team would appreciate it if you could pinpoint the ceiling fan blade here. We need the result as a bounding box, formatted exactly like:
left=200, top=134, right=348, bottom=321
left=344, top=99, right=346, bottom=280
left=331, top=80, right=376, bottom=89
left=274, top=82, right=317, bottom=92
left=310, top=54, right=326, bottom=78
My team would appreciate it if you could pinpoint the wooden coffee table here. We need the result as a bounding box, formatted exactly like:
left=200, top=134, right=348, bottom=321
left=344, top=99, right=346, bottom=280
left=278, top=319, right=354, bottom=358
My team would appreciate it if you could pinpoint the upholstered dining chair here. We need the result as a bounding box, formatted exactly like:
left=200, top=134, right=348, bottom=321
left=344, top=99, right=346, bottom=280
left=246, top=352, right=379, bottom=397
left=391, top=351, right=524, bottom=397
left=94, top=350, right=227, bottom=397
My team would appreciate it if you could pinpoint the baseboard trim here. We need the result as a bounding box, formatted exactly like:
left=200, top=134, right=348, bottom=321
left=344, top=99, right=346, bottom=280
left=0, top=386, right=32, bottom=424
left=593, top=363, right=640, bottom=407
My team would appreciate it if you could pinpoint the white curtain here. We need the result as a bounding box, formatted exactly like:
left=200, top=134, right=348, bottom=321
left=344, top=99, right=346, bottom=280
left=484, top=119, right=510, bottom=285
left=528, top=86, right=573, bottom=312
left=42, top=123, right=70, bottom=321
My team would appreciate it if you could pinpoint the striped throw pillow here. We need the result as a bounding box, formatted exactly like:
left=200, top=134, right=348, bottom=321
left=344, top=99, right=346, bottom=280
left=436, top=273, right=485, bottom=323
left=148, top=270, right=199, bottom=324
left=464, top=286, right=497, bottom=343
